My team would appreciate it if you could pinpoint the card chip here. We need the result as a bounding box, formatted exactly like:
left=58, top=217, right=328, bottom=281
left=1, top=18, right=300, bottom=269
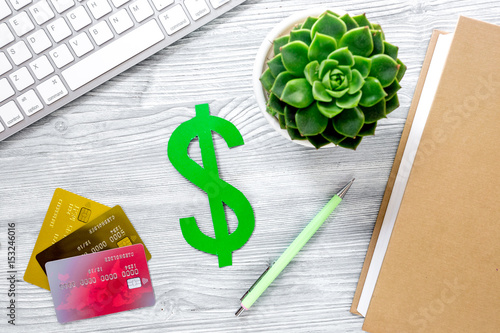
left=117, top=237, right=132, bottom=247
left=127, top=277, right=141, bottom=289
left=78, top=207, right=92, bottom=223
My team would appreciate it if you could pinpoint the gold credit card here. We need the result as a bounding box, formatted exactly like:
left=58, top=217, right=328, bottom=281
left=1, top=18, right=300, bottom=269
left=36, top=205, right=152, bottom=275
left=24, top=189, right=110, bottom=290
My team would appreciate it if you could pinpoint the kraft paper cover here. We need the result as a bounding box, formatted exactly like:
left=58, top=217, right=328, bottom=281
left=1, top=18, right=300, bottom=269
left=363, top=16, right=500, bottom=332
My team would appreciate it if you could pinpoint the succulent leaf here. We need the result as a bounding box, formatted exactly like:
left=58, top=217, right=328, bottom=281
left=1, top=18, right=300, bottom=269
left=318, top=59, right=339, bottom=79
left=385, top=94, right=400, bottom=114
left=281, top=78, right=314, bottom=108
left=322, top=120, right=347, bottom=144
left=281, top=41, right=310, bottom=77
left=383, top=41, right=399, bottom=60
left=284, top=105, right=298, bottom=128
left=352, top=14, right=373, bottom=29
left=296, top=102, right=328, bottom=136
left=359, top=77, right=387, bottom=107
left=317, top=101, right=343, bottom=118
left=268, top=54, right=287, bottom=77
left=268, top=93, right=285, bottom=115
left=396, top=59, right=407, bottom=82
left=358, top=121, right=377, bottom=136
left=287, top=127, right=306, bottom=140
left=271, top=72, right=296, bottom=98
left=369, top=54, right=399, bottom=87
left=339, top=13, right=359, bottom=31
left=384, top=78, right=401, bottom=100
left=260, top=68, right=275, bottom=91
left=304, top=61, right=320, bottom=85
left=320, top=10, right=340, bottom=18
left=290, top=29, right=312, bottom=46
left=302, top=16, right=318, bottom=30
left=306, top=134, right=331, bottom=149
left=273, top=36, right=290, bottom=55
left=322, top=71, right=332, bottom=89
left=311, top=13, right=347, bottom=41
left=308, top=33, right=337, bottom=63
left=313, top=81, right=334, bottom=102
left=360, top=99, right=386, bottom=123
left=328, top=47, right=355, bottom=66
left=278, top=113, right=286, bottom=129
left=338, top=136, right=363, bottom=150
left=352, top=55, right=372, bottom=78
left=336, top=91, right=362, bottom=109
left=326, top=87, right=349, bottom=98
left=370, top=30, right=384, bottom=55
left=372, top=23, right=385, bottom=39
left=332, top=107, right=365, bottom=138
left=348, top=69, right=365, bottom=94
left=339, top=26, right=374, bottom=57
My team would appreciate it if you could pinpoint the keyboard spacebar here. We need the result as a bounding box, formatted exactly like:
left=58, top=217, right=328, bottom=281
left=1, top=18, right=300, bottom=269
left=62, top=20, right=165, bottom=91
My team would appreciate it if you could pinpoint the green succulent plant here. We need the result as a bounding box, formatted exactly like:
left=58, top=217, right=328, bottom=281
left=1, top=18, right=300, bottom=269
left=260, top=11, right=406, bottom=149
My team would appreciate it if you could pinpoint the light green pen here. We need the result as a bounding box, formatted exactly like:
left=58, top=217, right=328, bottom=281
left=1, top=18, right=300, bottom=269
left=235, top=179, right=355, bottom=317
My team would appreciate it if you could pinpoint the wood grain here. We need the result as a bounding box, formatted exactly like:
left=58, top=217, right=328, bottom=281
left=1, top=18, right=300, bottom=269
left=1, top=0, right=499, bottom=332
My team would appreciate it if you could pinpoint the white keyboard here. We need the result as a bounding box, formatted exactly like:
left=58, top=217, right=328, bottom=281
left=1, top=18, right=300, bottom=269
left=0, top=0, right=245, bottom=141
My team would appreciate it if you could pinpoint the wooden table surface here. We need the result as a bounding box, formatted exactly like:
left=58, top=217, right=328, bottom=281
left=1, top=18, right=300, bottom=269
left=1, top=0, right=499, bottom=332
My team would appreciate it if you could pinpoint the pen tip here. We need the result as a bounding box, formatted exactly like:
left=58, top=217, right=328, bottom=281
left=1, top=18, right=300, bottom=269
left=337, top=178, right=355, bottom=199
left=235, top=307, right=245, bottom=317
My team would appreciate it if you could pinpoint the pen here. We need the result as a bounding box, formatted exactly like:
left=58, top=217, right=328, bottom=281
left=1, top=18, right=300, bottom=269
left=235, top=178, right=355, bottom=316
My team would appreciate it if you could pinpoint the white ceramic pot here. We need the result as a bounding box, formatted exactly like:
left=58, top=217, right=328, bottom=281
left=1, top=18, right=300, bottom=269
left=253, top=8, right=347, bottom=148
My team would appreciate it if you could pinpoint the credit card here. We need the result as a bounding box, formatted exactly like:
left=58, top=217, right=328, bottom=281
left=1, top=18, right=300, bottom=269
left=24, top=188, right=110, bottom=290
left=46, top=244, right=155, bottom=323
left=37, top=205, right=152, bottom=274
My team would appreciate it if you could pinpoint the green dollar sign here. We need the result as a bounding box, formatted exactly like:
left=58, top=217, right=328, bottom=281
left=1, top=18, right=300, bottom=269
left=167, top=104, right=255, bottom=267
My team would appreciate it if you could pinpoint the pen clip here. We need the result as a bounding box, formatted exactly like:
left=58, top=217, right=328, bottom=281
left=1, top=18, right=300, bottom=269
left=240, top=265, right=271, bottom=301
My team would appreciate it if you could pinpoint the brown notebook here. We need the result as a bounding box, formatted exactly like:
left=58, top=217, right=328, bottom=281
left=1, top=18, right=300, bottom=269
left=350, top=29, right=448, bottom=317
left=362, top=16, right=500, bottom=332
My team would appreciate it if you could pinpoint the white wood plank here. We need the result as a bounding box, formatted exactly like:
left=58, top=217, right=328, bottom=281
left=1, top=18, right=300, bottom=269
left=1, top=0, right=499, bottom=332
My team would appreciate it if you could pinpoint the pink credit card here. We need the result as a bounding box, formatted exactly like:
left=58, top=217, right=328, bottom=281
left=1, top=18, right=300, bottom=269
left=46, top=244, right=155, bottom=323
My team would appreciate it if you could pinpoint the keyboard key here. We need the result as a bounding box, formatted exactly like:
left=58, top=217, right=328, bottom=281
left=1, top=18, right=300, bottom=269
left=62, top=19, right=164, bottom=90
left=9, top=67, right=35, bottom=91
left=17, top=89, right=43, bottom=116
left=9, top=11, right=35, bottom=36
left=159, top=4, right=190, bottom=35
left=27, top=29, right=52, bottom=54
left=0, top=78, right=15, bottom=103
left=0, top=0, right=12, bottom=20
left=109, top=9, right=134, bottom=34
left=151, top=0, right=173, bottom=11
left=0, top=23, right=15, bottom=48
left=29, top=0, right=55, bottom=25
left=89, top=21, right=113, bottom=45
left=67, top=6, right=91, bottom=31
left=8, top=0, right=31, bottom=10
left=0, top=122, right=4, bottom=132
left=0, top=101, right=24, bottom=127
left=129, top=0, right=153, bottom=23
left=110, top=0, right=129, bottom=7
left=184, top=0, right=210, bottom=21
left=69, top=32, right=94, bottom=57
left=36, top=75, right=68, bottom=105
left=29, top=55, right=54, bottom=80
left=50, top=44, right=74, bottom=68
left=49, top=0, right=74, bottom=13
left=0, top=52, right=13, bottom=75
left=209, top=0, right=229, bottom=8
left=87, top=0, right=111, bottom=20
left=47, top=17, right=72, bottom=42
left=7, top=41, right=32, bottom=65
